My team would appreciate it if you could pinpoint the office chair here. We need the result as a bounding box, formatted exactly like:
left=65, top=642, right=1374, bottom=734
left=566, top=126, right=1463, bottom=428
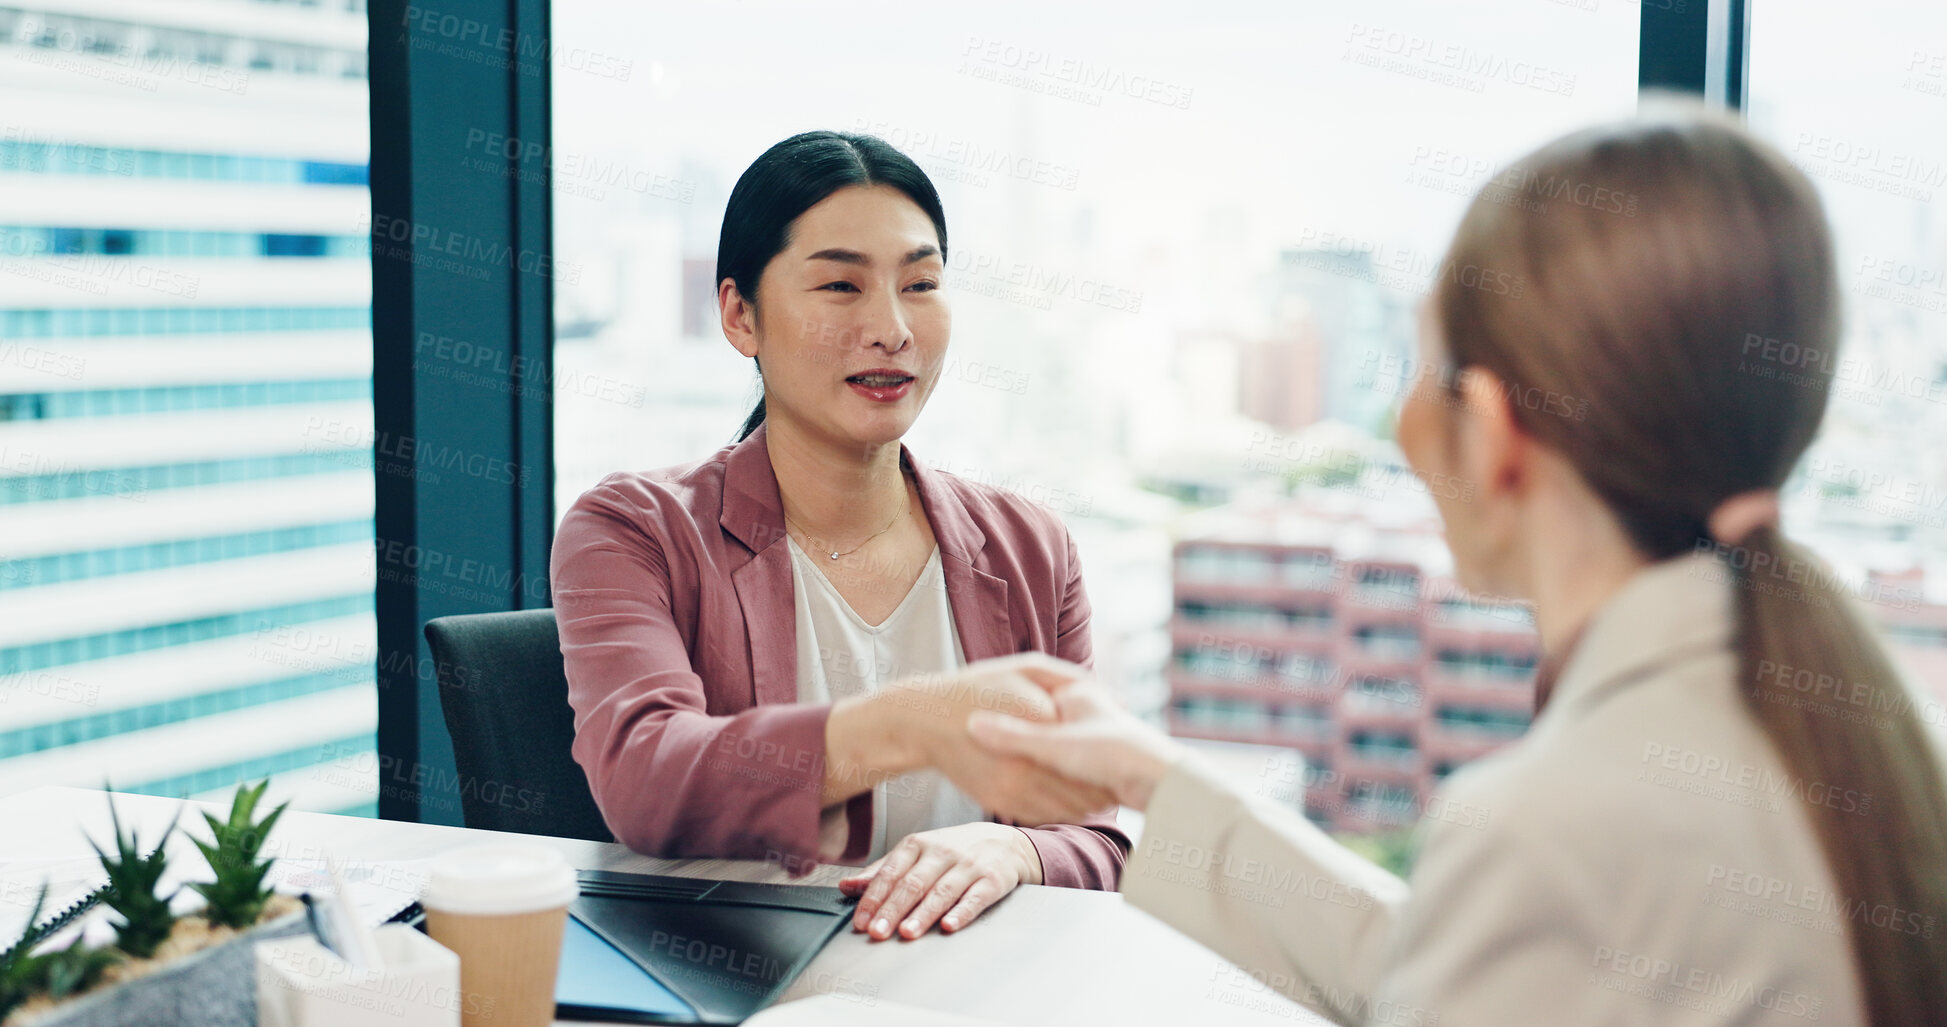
left=422, top=609, right=614, bottom=842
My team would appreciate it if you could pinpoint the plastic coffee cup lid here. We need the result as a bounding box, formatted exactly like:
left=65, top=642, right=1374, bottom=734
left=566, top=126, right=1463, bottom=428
left=422, top=843, right=579, bottom=916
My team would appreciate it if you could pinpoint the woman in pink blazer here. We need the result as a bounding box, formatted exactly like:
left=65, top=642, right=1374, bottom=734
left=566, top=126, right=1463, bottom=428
left=550, top=131, right=1128, bottom=942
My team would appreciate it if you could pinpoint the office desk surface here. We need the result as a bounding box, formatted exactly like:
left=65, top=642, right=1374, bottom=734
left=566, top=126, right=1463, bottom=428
left=0, top=787, right=1325, bottom=1026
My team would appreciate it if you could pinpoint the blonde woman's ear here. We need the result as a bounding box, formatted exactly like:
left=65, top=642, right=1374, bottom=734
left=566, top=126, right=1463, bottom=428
left=1455, top=364, right=1531, bottom=493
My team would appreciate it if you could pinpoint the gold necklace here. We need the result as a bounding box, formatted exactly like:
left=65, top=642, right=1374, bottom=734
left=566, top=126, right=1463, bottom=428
left=785, top=490, right=907, bottom=561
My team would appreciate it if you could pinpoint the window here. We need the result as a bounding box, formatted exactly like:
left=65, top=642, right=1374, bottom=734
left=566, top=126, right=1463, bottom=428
left=1351, top=622, right=1421, bottom=660
left=1347, top=730, right=1419, bottom=766
left=1433, top=647, right=1538, bottom=682
left=1434, top=705, right=1531, bottom=739
left=1746, top=0, right=1947, bottom=705
left=547, top=0, right=1639, bottom=835
left=0, top=1, right=376, bottom=816
left=1345, top=675, right=1421, bottom=713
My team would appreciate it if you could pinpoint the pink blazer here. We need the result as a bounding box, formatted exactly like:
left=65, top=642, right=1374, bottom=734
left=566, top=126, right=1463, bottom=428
left=550, top=422, right=1129, bottom=890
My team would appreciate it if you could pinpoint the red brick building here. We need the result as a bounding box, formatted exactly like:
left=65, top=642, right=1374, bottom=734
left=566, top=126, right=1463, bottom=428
left=1167, top=534, right=1538, bottom=833
left=1165, top=516, right=1946, bottom=834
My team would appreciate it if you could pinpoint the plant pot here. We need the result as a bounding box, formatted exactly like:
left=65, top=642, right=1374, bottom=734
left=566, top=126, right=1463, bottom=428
left=11, top=911, right=310, bottom=1027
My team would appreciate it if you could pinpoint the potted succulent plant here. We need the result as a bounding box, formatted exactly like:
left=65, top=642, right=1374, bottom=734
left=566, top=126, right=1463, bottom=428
left=1, top=885, right=52, bottom=1022
left=1, top=782, right=311, bottom=1027
left=91, top=801, right=178, bottom=961
left=0, top=885, right=115, bottom=1023
left=22, top=939, right=119, bottom=1016
left=188, top=779, right=287, bottom=931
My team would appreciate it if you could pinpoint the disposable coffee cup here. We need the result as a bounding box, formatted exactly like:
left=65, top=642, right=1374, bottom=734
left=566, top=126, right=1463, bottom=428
left=422, top=842, right=579, bottom=1027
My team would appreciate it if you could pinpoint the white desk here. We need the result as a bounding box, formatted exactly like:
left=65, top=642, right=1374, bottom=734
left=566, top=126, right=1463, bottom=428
left=0, top=787, right=1326, bottom=1026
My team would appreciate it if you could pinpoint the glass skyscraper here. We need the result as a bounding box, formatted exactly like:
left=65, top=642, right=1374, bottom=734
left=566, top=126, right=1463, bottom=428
left=0, top=0, right=378, bottom=815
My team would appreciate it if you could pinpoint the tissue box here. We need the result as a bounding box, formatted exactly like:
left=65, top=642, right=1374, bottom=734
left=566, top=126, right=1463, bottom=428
left=255, top=925, right=461, bottom=1027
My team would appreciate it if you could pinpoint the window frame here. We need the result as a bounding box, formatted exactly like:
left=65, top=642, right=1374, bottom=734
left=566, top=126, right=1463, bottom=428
left=366, top=0, right=1745, bottom=823
left=369, top=0, right=556, bottom=824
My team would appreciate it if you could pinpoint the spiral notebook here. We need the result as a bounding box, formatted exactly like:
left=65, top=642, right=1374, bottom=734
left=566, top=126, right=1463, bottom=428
left=0, top=873, right=117, bottom=965
left=1, top=850, right=426, bottom=961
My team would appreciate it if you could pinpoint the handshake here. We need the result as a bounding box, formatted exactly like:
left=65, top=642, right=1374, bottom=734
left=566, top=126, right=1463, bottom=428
left=830, top=653, right=1188, bottom=942
left=872, top=652, right=1184, bottom=821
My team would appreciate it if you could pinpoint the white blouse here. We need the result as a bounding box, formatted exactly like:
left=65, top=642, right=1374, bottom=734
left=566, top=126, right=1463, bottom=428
left=787, top=536, right=987, bottom=863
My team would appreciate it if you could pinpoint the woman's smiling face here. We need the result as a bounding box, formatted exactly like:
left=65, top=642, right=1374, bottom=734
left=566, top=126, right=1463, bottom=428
left=737, top=184, right=950, bottom=449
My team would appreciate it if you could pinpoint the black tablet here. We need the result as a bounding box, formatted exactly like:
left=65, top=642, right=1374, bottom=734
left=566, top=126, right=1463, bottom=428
left=556, top=870, right=855, bottom=1025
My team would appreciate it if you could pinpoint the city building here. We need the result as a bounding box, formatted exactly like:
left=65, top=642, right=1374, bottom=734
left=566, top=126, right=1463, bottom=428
left=1166, top=490, right=1947, bottom=834
left=1275, top=246, right=1416, bottom=438
left=1239, top=322, right=1323, bottom=433
left=0, top=0, right=377, bottom=814
left=1166, top=502, right=1537, bottom=833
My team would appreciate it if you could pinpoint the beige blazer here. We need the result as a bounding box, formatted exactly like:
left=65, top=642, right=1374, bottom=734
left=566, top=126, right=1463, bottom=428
left=1121, top=551, right=1938, bottom=1025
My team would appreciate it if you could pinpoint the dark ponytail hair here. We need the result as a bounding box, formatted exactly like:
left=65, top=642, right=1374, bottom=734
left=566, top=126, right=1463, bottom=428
left=717, top=131, right=949, bottom=442
left=1436, top=104, right=1947, bottom=1022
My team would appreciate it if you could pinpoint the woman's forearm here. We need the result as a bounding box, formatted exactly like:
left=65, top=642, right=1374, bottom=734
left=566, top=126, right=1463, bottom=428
left=821, top=691, right=930, bottom=807
left=820, top=657, right=1113, bottom=822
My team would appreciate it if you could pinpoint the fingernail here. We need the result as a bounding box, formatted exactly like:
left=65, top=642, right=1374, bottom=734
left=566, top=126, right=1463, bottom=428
left=942, top=915, right=960, bottom=930
left=902, top=919, right=919, bottom=936
left=871, top=918, right=889, bottom=937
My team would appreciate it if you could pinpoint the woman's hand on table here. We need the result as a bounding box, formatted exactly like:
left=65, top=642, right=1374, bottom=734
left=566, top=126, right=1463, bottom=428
left=837, top=822, right=1041, bottom=941
left=966, top=676, right=1183, bottom=813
